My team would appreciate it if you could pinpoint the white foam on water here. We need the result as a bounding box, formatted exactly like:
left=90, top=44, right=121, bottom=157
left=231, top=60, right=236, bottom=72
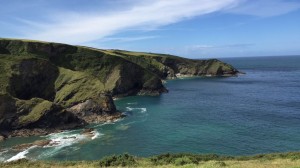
left=5, top=146, right=37, bottom=162
left=126, top=107, right=134, bottom=111
left=113, top=117, right=124, bottom=122
left=0, top=150, right=9, bottom=162
left=41, top=129, right=78, bottom=138
left=127, top=102, right=138, bottom=105
left=2, top=129, right=105, bottom=161
left=140, top=108, right=147, bottom=113
left=91, top=131, right=103, bottom=140
left=0, top=150, right=8, bottom=155
left=37, top=130, right=95, bottom=159
left=90, top=118, right=124, bottom=130
left=45, top=132, right=87, bottom=148
left=126, top=107, right=147, bottom=113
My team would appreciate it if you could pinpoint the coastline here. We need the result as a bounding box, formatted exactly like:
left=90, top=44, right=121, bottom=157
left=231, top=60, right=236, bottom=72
left=0, top=112, right=124, bottom=140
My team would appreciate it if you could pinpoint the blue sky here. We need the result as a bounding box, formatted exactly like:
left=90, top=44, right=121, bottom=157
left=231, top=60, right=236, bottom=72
left=0, top=0, right=300, bottom=58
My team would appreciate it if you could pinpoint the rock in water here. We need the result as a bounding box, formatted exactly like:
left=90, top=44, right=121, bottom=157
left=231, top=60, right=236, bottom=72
left=0, top=134, right=5, bottom=141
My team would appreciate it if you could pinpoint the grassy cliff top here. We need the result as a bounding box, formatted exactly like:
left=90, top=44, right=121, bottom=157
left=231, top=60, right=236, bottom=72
left=0, top=38, right=213, bottom=60
left=1, top=152, right=300, bottom=168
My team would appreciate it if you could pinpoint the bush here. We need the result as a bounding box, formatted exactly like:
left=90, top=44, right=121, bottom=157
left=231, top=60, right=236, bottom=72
left=99, top=153, right=137, bottom=167
left=150, top=153, right=199, bottom=165
left=174, top=156, right=194, bottom=166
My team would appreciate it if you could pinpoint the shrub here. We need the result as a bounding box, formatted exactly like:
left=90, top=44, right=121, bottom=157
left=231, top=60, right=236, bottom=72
left=99, top=153, right=137, bottom=167
left=150, top=153, right=199, bottom=165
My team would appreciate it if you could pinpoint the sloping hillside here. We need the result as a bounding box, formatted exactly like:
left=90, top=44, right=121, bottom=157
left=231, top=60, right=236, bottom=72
left=0, top=38, right=239, bottom=138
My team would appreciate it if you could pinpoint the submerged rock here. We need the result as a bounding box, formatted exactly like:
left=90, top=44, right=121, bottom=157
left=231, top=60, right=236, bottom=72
left=81, top=128, right=95, bottom=138
left=12, top=140, right=51, bottom=151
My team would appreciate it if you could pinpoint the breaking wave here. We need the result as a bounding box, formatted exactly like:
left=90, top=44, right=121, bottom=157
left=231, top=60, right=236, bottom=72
left=126, top=107, right=147, bottom=113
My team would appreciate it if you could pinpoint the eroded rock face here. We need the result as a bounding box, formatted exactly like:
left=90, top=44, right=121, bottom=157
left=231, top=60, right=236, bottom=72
left=109, top=63, right=167, bottom=96
left=66, top=95, right=120, bottom=123
left=68, top=100, right=102, bottom=116
left=9, top=58, right=58, bottom=101
left=0, top=94, right=17, bottom=130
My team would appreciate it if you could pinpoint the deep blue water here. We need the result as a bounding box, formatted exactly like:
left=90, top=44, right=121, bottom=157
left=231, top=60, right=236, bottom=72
left=1, top=56, right=300, bottom=161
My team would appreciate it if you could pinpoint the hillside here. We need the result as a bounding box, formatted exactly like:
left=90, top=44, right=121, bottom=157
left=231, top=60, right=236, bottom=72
left=0, top=38, right=239, bottom=139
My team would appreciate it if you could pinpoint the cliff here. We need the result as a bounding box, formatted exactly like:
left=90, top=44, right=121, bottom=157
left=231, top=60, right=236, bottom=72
left=108, top=50, right=239, bottom=79
left=0, top=38, right=239, bottom=138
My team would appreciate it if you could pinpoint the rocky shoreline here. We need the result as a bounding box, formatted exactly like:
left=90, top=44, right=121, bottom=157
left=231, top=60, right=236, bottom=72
left=0, top=127, right=102, bottom=162
left=0, top=112, right=124, bottom=140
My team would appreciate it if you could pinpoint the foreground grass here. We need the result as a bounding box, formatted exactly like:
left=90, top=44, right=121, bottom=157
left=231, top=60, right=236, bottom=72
left=1, top=152, right=300, bottom=168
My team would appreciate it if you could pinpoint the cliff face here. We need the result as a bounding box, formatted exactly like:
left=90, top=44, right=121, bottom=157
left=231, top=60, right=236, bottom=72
left=0, top=39, right=239, bottom=137
left=108, top=50, right=239, bottom=79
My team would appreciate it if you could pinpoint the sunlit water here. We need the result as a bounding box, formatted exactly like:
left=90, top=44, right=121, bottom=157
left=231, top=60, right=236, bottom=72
left=1, top=56, right=300, bottom=161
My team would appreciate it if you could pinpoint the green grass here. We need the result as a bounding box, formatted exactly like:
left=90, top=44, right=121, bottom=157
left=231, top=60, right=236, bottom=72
left=54, top=67, right=106, bottom=107
left=0, top=38, right=166, bottom=106
left=1, top=152, right=300, bottom=168
left=18, top=100, right=53, bottom=125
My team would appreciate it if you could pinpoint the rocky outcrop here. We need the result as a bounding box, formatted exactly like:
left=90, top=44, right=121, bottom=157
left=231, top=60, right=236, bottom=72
left=0, top=134, right=5, bottom=141
left=66, top=98, right=124, bottom=123
left=12, top=140, right=51, bottom=151
left=0, top=94, right=86, bottom=137
left=0, top=38, right=240, bottom=139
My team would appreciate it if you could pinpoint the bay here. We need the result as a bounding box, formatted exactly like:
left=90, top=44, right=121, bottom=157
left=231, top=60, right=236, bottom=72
left=1, top=56, right=300, bottom=161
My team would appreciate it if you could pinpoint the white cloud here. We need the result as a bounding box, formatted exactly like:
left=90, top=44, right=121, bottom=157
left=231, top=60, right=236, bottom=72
left=21, top=0, right=239, bottom=44
left=7, top=0, right=300, bottom=46
left=228, top=0, right=300, bottom=17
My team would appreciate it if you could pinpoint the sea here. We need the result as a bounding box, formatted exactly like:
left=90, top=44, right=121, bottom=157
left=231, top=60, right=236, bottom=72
left=1, top=55, right=300, bottom=162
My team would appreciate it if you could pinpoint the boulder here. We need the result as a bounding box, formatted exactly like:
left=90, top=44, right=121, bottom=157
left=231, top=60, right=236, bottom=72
left=0, top=134, right=5, bottom=141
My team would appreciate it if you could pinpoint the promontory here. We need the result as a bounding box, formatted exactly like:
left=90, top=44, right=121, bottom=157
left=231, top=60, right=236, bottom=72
left=0, top=38, right=239, bottom=139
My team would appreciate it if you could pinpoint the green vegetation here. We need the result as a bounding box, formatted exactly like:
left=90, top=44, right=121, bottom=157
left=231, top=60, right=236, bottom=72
left=99, top=154, right=138, bottom=167
left=105, top=49, right=239, bottom=79
left=0, top=38, right=238, bottom=135
left=54, top=67, right=105, bottom=107
left=18, top=100, right=53, bottom=125
left=0, top=152, right=300, bottom=168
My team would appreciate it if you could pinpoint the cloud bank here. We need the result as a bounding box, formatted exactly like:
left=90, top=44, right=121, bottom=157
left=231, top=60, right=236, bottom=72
left=22, top=0, right=239, bottom=44
left=2, top=0, right=300, bottom=46
left=228, top=0, right=300, bottom=17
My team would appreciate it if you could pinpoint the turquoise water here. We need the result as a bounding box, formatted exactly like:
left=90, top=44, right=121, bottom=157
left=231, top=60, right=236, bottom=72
left=1, top=56, right=300, bottom=161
